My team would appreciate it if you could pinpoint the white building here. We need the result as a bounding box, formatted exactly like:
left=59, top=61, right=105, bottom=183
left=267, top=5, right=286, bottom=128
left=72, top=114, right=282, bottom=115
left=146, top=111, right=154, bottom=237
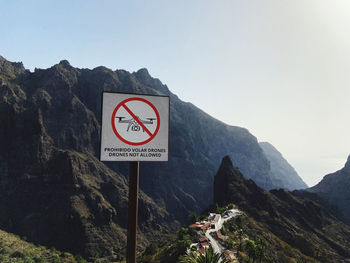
left=208, top=213, right=222, bottom=229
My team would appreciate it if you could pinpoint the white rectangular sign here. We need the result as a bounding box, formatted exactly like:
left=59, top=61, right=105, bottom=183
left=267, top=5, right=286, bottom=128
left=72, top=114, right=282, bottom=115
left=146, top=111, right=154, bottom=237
left=100, top=92, right=169, bottom=161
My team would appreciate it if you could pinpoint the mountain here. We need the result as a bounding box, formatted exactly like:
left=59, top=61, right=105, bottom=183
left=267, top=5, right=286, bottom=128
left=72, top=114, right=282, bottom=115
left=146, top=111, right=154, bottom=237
left=0, top=56, right=174, bottom=260
left=214, top=156, right=350, bottom=262
left=0, top=55, right=305, bottom=258
left=259, top=142, right=308, bottom=190
left=309, top=155, right=350, bottom=224
left=0, top=228, right=85, bottom=263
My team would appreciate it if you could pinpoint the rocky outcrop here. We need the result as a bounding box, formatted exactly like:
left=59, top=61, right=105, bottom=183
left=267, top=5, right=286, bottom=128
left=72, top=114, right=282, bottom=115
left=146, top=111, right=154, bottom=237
left=260, top=142, right=308, bottom=190
left=213, top=156, right=350, bottom=262
left=0, top=56, right=306, bottom=258
left=11, top=56, right=280, bottom=222
left=309, top=155, right=350, bottom=224
left=0, top=55, right=27, bottom=79
left=0, top=58, right=174, bottom=260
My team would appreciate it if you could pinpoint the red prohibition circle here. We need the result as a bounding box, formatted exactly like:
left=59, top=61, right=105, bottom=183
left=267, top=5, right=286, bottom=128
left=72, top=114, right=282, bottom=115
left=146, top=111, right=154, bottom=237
left=111, top=97, right=160, bottom=146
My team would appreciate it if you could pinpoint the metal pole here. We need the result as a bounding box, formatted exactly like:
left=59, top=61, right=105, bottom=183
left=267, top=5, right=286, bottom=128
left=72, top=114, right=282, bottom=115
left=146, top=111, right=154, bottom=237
left=127, top=161, right=139, bottom=263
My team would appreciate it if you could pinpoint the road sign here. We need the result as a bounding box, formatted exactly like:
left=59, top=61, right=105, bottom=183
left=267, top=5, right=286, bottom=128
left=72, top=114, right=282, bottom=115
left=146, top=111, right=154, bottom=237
left=100, top=92, right=169, bottom=161
left=111, top=97, right=160, bottom=146
left=100, top=92, right=169, bottom=263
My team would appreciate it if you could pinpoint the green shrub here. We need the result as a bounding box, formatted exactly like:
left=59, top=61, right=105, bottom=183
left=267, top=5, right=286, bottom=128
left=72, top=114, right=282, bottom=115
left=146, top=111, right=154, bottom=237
left=51, top=253, right=62, bottom=263
left=11, top=250, right=26, bottom=258
left=177, top=227, right=190, bottom=241
left=144, top=243, right=157, bottom=255
left=228, top=203, right=236, bottom=209
left=75, top=255, right=87, bottom=263
left=225, top=238, right=235, bottom=249
left=33, top=255, right=43, bottom=263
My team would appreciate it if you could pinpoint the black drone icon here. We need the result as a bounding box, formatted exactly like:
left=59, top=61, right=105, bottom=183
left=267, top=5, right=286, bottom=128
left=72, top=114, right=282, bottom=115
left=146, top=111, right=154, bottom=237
left=116, top=116, right=156, bottom=132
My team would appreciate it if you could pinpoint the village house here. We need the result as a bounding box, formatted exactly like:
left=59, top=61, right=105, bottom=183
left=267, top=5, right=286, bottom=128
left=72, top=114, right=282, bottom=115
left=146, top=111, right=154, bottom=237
left=189, top=236, right=211, bottom=255
left=198, top=236, right=210, bottom=254
left=189, top=221, right=211, bottom=231
left=199, top=236, right=210, bottom=247
left=208, top=213, right=222, bottom=229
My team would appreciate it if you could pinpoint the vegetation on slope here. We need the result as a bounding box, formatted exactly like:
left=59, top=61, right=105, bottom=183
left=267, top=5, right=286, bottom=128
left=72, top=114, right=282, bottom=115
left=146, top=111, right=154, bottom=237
left=137, top=203, right=318, bottom=263
left=0, top=228, right=86, bottom=263
left=180, top=247, right=230, bottom=263
left=309, top=155, right=350, bottom=224
left=137, top=227, right=193, bottom=263
left=221, top=214, right=317, bottom=263
left=214, top=156, right=350, bottom=263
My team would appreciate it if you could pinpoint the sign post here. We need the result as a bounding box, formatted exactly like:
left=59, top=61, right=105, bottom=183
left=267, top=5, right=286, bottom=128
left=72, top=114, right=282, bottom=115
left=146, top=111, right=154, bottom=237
left=127, top=161, right=139, bottom=263
left=100, top=92, right=169, bottom=263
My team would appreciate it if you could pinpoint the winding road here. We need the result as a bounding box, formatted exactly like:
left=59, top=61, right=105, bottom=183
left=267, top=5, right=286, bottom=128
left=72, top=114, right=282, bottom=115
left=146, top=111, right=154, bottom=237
left=205, top=208, right=242, bottom=256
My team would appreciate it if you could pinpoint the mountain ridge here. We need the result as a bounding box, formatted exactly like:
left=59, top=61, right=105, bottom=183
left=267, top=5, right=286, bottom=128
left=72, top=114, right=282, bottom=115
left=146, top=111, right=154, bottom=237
left=139, top=156, right=350, bottom=262
left=309, top=154, right=350, bottom=224
left=214, top=156, right=350, bottom=262
left=0, top=55, right=309, bottom=259
left=260, top=141, right=308, bottom=190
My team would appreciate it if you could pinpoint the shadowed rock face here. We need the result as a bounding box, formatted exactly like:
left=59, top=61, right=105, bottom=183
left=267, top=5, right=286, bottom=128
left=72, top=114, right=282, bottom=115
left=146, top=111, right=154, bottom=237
left=309, top=155, right=350, bottom=224
left=0, top=58, right=173, bottom=259
left=213, top=156, right=350, bottom=263
left=260, top=142, right=308, bottom=190
left=0, top=56, right=304, bottom=258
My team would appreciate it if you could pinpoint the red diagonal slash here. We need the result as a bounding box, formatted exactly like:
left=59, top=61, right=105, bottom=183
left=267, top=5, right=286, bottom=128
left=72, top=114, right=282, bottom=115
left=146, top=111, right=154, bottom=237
left=122, top=102, right=153, bottom=137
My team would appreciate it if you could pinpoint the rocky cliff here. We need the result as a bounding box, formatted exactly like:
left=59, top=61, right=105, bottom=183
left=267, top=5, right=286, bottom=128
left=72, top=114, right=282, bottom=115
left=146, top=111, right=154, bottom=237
left=309, top=155, right=350, bottom=224
left=0, top=55, right=306, bottom=258
left=0, top=56, right=173, bottom=260
left=260, top=142, right=308, bottom=190
left=214, top=156, right=350, bottom=262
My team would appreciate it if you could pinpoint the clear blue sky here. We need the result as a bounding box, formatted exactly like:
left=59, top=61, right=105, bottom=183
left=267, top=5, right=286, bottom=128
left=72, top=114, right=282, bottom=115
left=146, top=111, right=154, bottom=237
left=1, top=0, right=350, bottom=186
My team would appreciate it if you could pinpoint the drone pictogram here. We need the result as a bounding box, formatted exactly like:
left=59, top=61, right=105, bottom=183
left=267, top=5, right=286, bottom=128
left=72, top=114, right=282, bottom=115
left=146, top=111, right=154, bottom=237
left=116, top=116, right=157, bottom=132
left=111, top=97, right=161, bottom=146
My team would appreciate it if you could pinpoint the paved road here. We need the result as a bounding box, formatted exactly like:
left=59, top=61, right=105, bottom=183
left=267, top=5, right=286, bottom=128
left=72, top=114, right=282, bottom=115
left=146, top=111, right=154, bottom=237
left=205, top=208, right=242, bottom=259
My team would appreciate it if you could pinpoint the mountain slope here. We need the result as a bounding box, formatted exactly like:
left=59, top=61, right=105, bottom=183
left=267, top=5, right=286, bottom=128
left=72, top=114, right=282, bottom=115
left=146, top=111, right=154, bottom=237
left=309, top=155, right=350, bottom=224
left=0, top=55, right=278, bottom=223
left=71, top=63, right=274, bottom=214
left=0, top=56, right=174, bottom=260
left=0, top=55, right=306, bottom=258
left=214, top=156, right=350, bottom=262
left=0, top=228, right=83, bottom=263
left=260, top=142, right=308, bottom=190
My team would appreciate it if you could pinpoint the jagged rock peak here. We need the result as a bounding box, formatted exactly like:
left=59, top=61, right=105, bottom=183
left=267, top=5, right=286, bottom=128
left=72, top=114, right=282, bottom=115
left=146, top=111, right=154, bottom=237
left=345, top=154, right=350, bottom=170
left=216, top=155, right=243, bottom=179
left=136, top=68, right=150, bottom=77
left=0, top=55, right=26, bottom=76
left=132, top=67, right=170, bottom=95
left=133, top=68, right=152, bottom=83
left=308, top=153, right=350, bottom=224
left=214, top=156, right=245, bottom=205
left=221, top=155, right=233, bottom=166
left=58, top=59, right=72, bottom=68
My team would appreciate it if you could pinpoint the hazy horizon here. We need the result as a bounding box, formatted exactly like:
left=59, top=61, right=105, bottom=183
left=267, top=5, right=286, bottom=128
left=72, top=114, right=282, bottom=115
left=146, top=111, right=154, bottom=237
left=1, top=0, right=349, bottom=186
